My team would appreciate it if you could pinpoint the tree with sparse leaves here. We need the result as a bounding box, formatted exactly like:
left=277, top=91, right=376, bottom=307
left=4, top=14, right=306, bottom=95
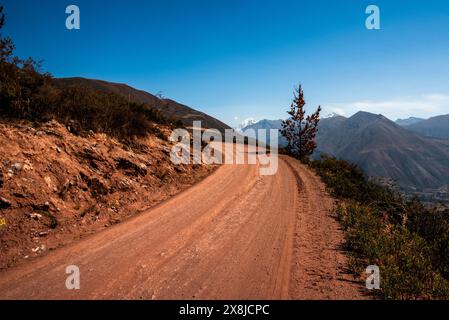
left=281, top=84, right=321, bottom=160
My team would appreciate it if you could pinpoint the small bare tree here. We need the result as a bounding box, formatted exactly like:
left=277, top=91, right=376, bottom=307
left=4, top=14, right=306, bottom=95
left=281, top=84, right=321, bottom=160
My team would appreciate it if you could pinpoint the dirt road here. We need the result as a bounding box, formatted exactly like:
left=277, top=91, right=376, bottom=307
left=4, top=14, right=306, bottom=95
left=0, top=152, right=366, bottom=299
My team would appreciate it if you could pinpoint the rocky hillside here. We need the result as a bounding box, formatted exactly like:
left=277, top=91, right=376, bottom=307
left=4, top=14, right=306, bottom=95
left=0, top=119, right=215, bottom=270
left=0, top=9, right=217, bottom=271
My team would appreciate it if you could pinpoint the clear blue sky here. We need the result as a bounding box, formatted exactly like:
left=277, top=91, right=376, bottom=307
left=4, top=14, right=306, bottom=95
left=2, top=0, right=449, bottom=125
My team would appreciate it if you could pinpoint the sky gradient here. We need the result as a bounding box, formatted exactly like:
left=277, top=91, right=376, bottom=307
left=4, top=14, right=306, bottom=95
left=2, top=0, right=449, bottom=126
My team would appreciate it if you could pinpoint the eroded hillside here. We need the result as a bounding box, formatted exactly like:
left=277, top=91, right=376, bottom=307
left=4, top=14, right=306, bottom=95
left=0, top=120, right=215, bottom=269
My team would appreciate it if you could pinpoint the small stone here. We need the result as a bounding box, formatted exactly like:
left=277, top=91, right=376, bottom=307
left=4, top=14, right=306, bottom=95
left=38, top=231, right=48, bottom=237
left=30, top=213, right=43, bottom=220
left=11, top=162, right=23, bottom=172
left=44, top=176, right=53, bottom=188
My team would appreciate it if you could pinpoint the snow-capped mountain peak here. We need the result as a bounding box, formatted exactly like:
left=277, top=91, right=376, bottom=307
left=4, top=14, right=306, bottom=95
left=235, top=118, right=257, bottom=132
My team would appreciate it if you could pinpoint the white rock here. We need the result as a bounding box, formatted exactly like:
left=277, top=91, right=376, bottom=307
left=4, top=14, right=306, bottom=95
left=30, top=213, right=43, bottom=220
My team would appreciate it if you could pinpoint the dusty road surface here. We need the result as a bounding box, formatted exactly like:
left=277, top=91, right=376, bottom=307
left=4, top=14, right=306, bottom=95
left=0, top=146, right=367, bottom=299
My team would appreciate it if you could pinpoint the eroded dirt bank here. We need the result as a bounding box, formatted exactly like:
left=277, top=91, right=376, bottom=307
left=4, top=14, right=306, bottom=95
left=0, top=120, right=214, bottom=270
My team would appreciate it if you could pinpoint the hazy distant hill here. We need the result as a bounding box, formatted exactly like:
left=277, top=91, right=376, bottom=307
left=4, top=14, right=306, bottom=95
left=395, top=117, right=425, bottom=127
left=242, top=113, right=449, bottom=192
left=401, top=114, right=449, bottom=140
left=55, top=77, right=231, bottom=133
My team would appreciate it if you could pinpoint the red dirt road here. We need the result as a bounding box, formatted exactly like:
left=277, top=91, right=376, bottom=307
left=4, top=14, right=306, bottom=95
left=0, top=154, right=367, bottom=300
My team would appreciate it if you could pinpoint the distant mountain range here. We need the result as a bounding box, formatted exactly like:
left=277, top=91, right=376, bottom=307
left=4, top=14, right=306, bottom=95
left=56, top=77, right=231, bottom=133
left=396, top=114, right=449, bottom=140
left=240, top=112, right=449, bottom=196
left=395, top=117, right=425, bottom=126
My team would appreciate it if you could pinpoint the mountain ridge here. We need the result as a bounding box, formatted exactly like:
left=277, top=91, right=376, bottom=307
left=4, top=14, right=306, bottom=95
left=55, top=77, right=232, bottom=133
left=240, top=112, right=449, bottom=196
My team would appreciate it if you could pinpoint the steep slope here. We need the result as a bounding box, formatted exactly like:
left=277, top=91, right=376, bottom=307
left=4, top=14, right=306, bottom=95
left=403, top=114, right=449, bottom=140
left=161, top=98, right=231, bottom=132
left=316, top=112, right=449, bottom=191
left=0, top=119, right=214, bottom=269
left=313, top=115, right=347, bottom=154
left=55, top=77, right=231, bottom=133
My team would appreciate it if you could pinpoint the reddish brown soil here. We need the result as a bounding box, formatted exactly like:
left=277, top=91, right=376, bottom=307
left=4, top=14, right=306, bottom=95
left=0, top=120, right=215, bottom=270
left=0, top=142, right=368, bottom=299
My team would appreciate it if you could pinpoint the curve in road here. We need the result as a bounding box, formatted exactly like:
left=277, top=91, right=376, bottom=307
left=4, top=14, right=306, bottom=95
left=0, top=154, right=367, bottom=300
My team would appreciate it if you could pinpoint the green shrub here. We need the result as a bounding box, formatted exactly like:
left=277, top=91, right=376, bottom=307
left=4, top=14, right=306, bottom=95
left=311, top=154, right=397, bottom=205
